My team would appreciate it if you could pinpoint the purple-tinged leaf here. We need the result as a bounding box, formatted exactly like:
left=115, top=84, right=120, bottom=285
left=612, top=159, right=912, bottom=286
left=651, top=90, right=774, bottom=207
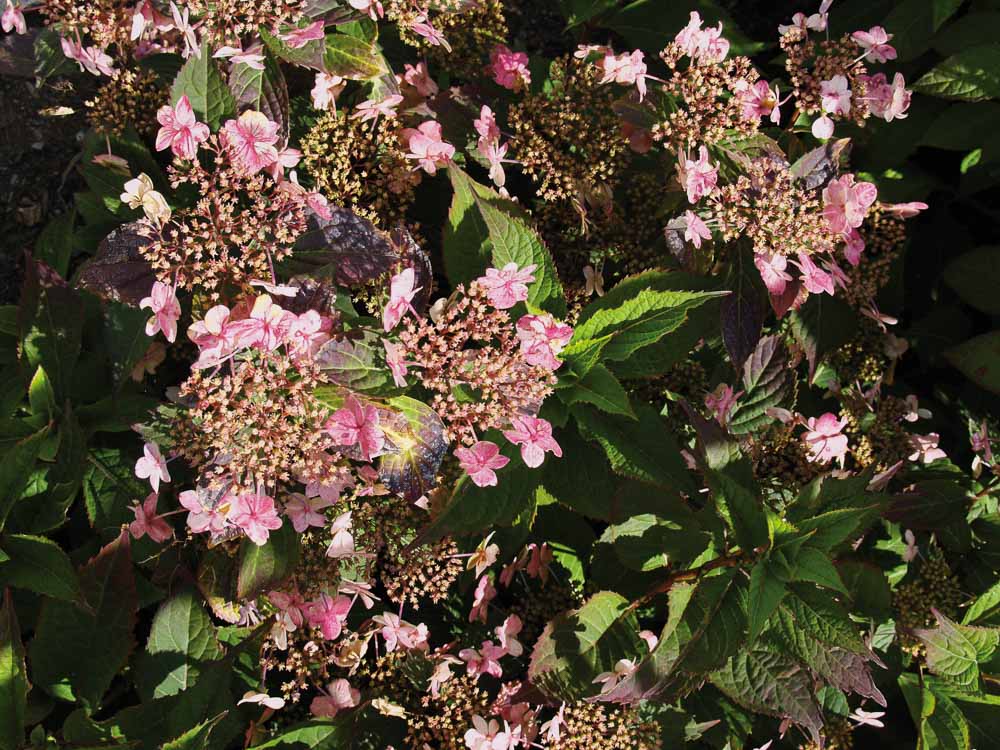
left=76, top=222, right=156, bottom=306
left=378, top=396, right=447, bottom=502
left=789, top=139, right=851, bottom=190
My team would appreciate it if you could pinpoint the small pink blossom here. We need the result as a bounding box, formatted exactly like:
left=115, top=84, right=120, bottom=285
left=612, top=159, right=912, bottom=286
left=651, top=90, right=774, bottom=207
left=284, top=493, right=332, bottom=533
left=704, top=383, right=742, bottom=427
left=864, top=72, right=911, bottom=122
left=639, top=630, right=659, bottom=651
left=490, top=44, right=530, bottom=90
left=402, top=61, right=438, bottom=97
left=402, top=120, right=455, bottom=174
left=286, top=310, right=332, bottom=361
left=61, top=38, right=116, bottom=76
left=155, top=95, right=210, bottom=160
left=474, top=105, right=501, bottom=142
left=281, top=20, right=326, bottom=49
left=383, top=268, right=421, bottom=331
left=884, top=201, right=927, bottom=219
left=178, top=489, right=228, bottom=536
left=477, top=262, right=537, bottom=309
left=326, top=511, right=355, bottom=559
left=228, top=294, right=295, bottom=351
left=348, top=0, right=384, bottom=21
left=844, top=228, right=866, bottom=265
left=310, top=679, right=360, bottom=718
left=135, top=441, right=170, bottom=493
left=754, top=252, right=793, bottom=295
left=169, top=2, right=198, bottom=59
left=599, top=49, right=647, bottom=100
left=351, top=94, right=403, bottom=122
left=515, top=314, right=573, bottom=370
left=464, top=715, right=515, bottom=750
left=467, top=532, right=500, bottom=577
left=325, top=395, right=385, bottom=461
left=459, top=641, right=505, bottom=680
left=456, top=441, right=510, bottom=488
left=852, top=26, right=896, bottom=63
left=849, top=708, right=886, bottom=729
left=812, top=114, right=835, bottom=139
left=311, top=73, right=345, bottom=111
left=239, top=691, right=286, bottom=710
left=305, top=593, right=353, bottom=640
left=675, top=11, right=730, bottom=64
left=802, top=413, right=849, bottom=464
left=503, top=415, right=562, bottom=468
left=779, top=3, right=830, bottom=35
left=213, top=45, right=266, bottom=69
left=382, top=339, right=409, bottom=387
left=129, top=492, right=173, bottom=543
left=228, top=492, right=283, bottom=545
left=902, top=529, right=919, bottom=562
left=495, top=615, right=523, bottom=657
left=541, top=706, right=567, bottom=743
left=2, top=1, right=26, bottom=34
left=187, top=305, right=234, bottom=368
left=593, top=659, right=637, bottom=694
left=223, top=110, right=280, bottom=174
left=909, top=433, right=947, bottom=464
left=678, top=145, right=718, bottom=203
left=823, top=174, right=878, bottom=234
left=339, top=579, right=378, bottom=608
left=140, top=281, right=181, bottom=342
left=684, top=210, right=712, bottom=248
left=469, top=574, right=495, bottom=623
left=795, top=253, right=835, bottom=296
left=736, top=79, right=782, bottom=125
left=374, top=612, right=428, bottom=652
left=526, top=543, right=552, bottom=581
left=820, top=75, right=852, bottom=116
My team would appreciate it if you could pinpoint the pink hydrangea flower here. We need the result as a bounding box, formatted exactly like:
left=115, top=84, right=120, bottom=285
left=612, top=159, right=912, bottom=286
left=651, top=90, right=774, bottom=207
left=736, top=80, right=782, bottom=125
left=754, top=252, right=793, bottom=295
left=223, top=110, right=280, bottom=174
left=228, top=492, right=283, bottom=545
left=228, top=294, right=295, bottom=351
left=382, top=339, right=409, bottom=387
left=348, top=0, right=384, bottom=21
left=61, top=38, right=116, bottom=76
left=227, top=492, right=281, bottom=545
left=325, top=395, right=385, bottom=461
left=140, top=281, right=181, bottom=343
left=495, top=614, right=524, bottom=657
left=812, top=114, right=835, bottom=139
left=489, top=44, right=531, bottom=90
left=823, top=174, right=877, bottom=234
left=864, top=72, right=911, bottom=122
left=402, top=61, right=438, bottom=97
left=374, top=612, right=428, bottom=651
left=469, top=574, right=495, bottom=623
left=178, top=489, right=229, bottom=536
left=351, top=94, right=403, bottom=122
left=515, top=314, right=573, bottom=370
left=286, top=310, right=332, bottom=361
left=135, top=441, right=170, bottom=493
left=678, top=145, right=718, bottom=203
left=852, top=26, right=896, bottom=63
left=503, top=415, right=562, bottom=468
left=704, top=383, right=742, bottom=427
left=383, top=267, right=421, bottom=331
left=802, top=413, right=849, bottom=464
left=2, top=1, right=26, bottom=34
left=794, top=253, right=835, bottom=296
left=599, top=50, right=647, bottom=100
left=155, top=95, right=210, bottom=160
left=684, top=210, right=712, bottom=248
left=475, top=105, right=501, bottom=142
left=820, top=75, right=852, bottom=116
left=401, top=120, right=455, bottom=174
left=284, top=492, right=333, bottom=533
left=674, top=11, right=730, bottom=63
left=187, top=305, right=234, bottom=367
left=129, top=492, right=173, bottom=543
left=326, top=511, right=354, bottom=558
left=459, top=641, right=505, bottom=679
left=456, top=441, right=510, bottom=488
left=909, top=433, right=947, bottom=464
left=884, top=201, right=927, bottom=219
left=310, top=679, right=360, bottom=718
left=213, top=45, right=266, bottom=70
left=305, top=593, right=353, bottom=639
left=311, top=73, right=345, bottom=111
left=476, top=262, right=537, bottom=309
left=281, top=20, right=325, bottom=49
left=464, top=716, right=519, bottom=750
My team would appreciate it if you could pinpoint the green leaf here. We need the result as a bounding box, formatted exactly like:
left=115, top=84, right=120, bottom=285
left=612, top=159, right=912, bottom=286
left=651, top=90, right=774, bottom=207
left=710, top=648, right=823, bottom=746
left=943, top=247, right=1000, bottom=314
left=559, top=0, right=618, bottom=27
left=599, top=511, right=708, bottom=572
left=27, top=366, right=55, bottom=418
left=528, top=591, right=644, bottom=701
left=747, top=561, right=786, bottom=643
left=425, top=459, right=541, bottom=538
left=788, top=293, right=856, bottom=380
left=923, top=102, right=1000, bottom=151
left=33, top=28, right=73, bottom=85
left=963, top=581, right=1000, bottom=626
left=881, top=0, right=963, bottom=61
left=705, top=467, right=770, bottom=554
left=29, top=531, right=137, bottom=709
left=0, top=534, right=82, bottom=603
left=0, top=428, right=49, bottom=531
left=83, top=448, right=146, bottom=532
left=572, top=288, right=722, bottom=363
left=250, top=719, right=353, bottom=749
left=18, top=280, right=84, bottom=403
left=557, top=335, right=611, bottom=380
left=728, top=335, right=790, bottom=435
left=915, top=611, right=1000, bottom=693
left=315, top=334, right=393, bottom=394
left=945, top=331, right=1000, bottom=393
left=900, top=673, right=971, bottom=750
left=377, top=396, right=448, bottom=502
left=791, top=546, right=848, bottom=593
left=101, top=301, right=151, bottom=389
left=446, top=167, right=565, bottom=316
left=794, top=506, right=879, bottom=551
left=170, top=51, right=236, bottom=130
left=914, top=44, right=1000, bottom=102
left=235, top=522, right=300, bottom=601
left=572, top=401, right=696, bottom=494
left=559, top=364, right=635, bottom=418
left=161, top=712, right=228, bottom=750
left=0, top=590, right=27, bottom=750
left=138, top=588, right=224, bottom=700
left=34, top=211, right=76, bottom=278
left=260, top=28, right=326, bottom=72
left=322, top=32, right=382, bottom=79
left=539, top=429, right=617, bottom=521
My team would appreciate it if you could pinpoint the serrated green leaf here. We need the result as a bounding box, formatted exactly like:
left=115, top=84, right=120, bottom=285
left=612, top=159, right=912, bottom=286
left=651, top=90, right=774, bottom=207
left=170, top=51, right=236, bottom=130
left=0, top=427, right=49, bottom=531
left=900, top=673, right=971, bottom=750
left=915, top=611, right=1000, bottom=693
left=914, top=44, right=1000, bottom=102
left=747, top=561, right=786, bottom=643
left=528, top=591, right=644, bottom=701
left=250, top=718, right=353, bottom=749
left=729, top=335, right=790, bottom=435
left=599, top=511, right=708, bottom=572
left=315, top=335, right=393, bottom=394
left=0, top=534, right=82, bottom=603
left=559, top=364, right=634, bottom=418
left=161, top=712, right=227, bottom=750
left=792, top=547, right=848, bottom=594
left=0, top=590, right=27, bottom=750
left=235, top=522, right=299, bottom=601
left=322, top=32, right=382, bottom=79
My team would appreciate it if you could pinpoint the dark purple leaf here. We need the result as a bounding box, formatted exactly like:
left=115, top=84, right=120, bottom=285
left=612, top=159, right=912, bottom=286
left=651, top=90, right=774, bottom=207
left=886, top=479, right=969, bottom=529
left=281, top=276, right=340, bottom=316
left=721, top=250, right=766, bottom=371
left=789, top=138, right=851, bottom=191
left=76, top=223, right=156, bottom=306
left=768, top=279, right=801, bottom=319
left=378, top=396, right=447, bottom=502
left=315, top=334, right=393, bottom=393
